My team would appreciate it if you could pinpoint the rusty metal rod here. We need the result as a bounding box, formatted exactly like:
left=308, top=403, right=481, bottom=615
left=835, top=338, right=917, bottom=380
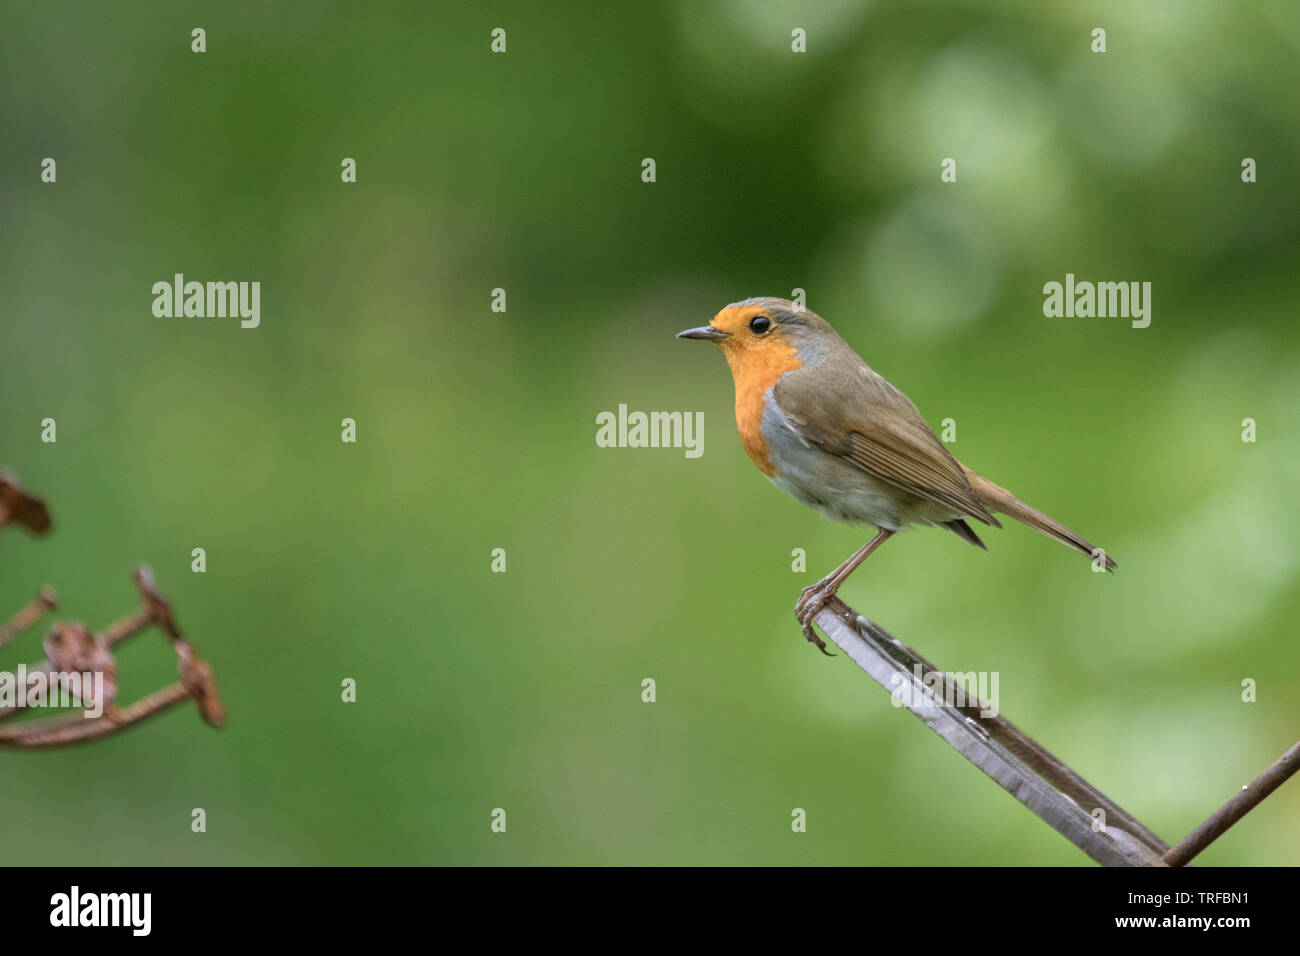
left=812, top=598, right=1170, bottom=866
left=1163, top=738, right=1300, bottom=866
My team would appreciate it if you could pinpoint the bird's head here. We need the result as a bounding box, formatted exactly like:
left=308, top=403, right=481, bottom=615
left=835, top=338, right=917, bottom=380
left=677, top=298, right=843, bottom=379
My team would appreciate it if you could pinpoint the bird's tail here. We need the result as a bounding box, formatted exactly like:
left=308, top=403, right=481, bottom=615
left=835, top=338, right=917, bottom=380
left=961, top=466, right=1116, bottom=571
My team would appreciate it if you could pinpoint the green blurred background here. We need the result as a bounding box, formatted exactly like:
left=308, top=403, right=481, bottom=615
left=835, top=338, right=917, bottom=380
left=2, top=0, right=1298, bottom=865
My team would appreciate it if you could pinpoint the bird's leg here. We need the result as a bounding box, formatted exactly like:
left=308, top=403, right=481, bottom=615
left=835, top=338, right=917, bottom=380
left=795, top=529, right=895, bottom=653
left=795, top=529, right=894, bottom=617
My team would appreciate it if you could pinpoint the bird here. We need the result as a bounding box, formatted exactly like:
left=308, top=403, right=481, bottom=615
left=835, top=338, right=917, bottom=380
left=678, top=297, right=1116, bottom=654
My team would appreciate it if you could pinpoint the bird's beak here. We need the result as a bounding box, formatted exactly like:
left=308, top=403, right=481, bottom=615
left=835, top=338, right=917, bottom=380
left=677, top=325, right=730, bottom=342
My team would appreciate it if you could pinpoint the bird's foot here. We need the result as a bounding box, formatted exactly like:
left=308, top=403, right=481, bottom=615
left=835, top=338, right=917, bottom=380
left=795, top=580, right=837, bottom=656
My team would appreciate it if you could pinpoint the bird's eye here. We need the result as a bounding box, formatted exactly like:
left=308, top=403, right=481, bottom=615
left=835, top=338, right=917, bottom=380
left=749, top=315, right=772, bottom=334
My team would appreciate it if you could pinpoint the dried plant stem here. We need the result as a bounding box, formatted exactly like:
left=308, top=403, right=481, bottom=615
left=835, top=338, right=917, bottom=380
left=0, top=683, right=191, bottom=748
left=0, top=566, right=224, bottom=747
left=0, top=587, right=57, bottom=649
left=98, top=608, right=155, bottom=648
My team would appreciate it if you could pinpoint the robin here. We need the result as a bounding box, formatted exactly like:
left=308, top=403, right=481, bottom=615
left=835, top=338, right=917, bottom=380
left=678, top=297, right=1115, bottom=654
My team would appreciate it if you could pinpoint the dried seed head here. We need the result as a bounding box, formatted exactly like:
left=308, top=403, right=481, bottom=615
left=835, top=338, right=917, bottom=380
left=0, top=472, right=52, bottom=536
left=176, top=640, right=225, bottom=728
left=133, top=565, right=180, bottom=639
left=41, top=621, right=118, bottom=707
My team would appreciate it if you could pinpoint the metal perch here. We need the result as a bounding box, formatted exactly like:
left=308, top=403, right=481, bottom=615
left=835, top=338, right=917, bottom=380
left=812, top=597, right=1299, bottom=866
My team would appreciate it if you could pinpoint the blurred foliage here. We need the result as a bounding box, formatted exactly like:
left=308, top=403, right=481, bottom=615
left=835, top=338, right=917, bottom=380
left=2, top=0, right=1298, bottom=865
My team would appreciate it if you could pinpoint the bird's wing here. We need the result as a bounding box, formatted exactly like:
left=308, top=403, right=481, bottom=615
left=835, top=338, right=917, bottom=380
left=774, top=363, right=1000, bottom=526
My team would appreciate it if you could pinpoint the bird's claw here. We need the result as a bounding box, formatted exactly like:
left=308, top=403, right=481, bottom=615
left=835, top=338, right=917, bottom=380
left=795, top=584, right=836, bottom=656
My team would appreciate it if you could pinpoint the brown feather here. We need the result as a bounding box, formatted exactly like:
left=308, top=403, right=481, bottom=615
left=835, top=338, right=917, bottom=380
left=774, top=362, right=999, bottom=527
left=961, top=466, right=1117, bottom=571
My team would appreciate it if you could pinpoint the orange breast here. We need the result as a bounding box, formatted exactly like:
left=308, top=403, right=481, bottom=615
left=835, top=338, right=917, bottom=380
left=723, top=340, right=801, bottom=477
